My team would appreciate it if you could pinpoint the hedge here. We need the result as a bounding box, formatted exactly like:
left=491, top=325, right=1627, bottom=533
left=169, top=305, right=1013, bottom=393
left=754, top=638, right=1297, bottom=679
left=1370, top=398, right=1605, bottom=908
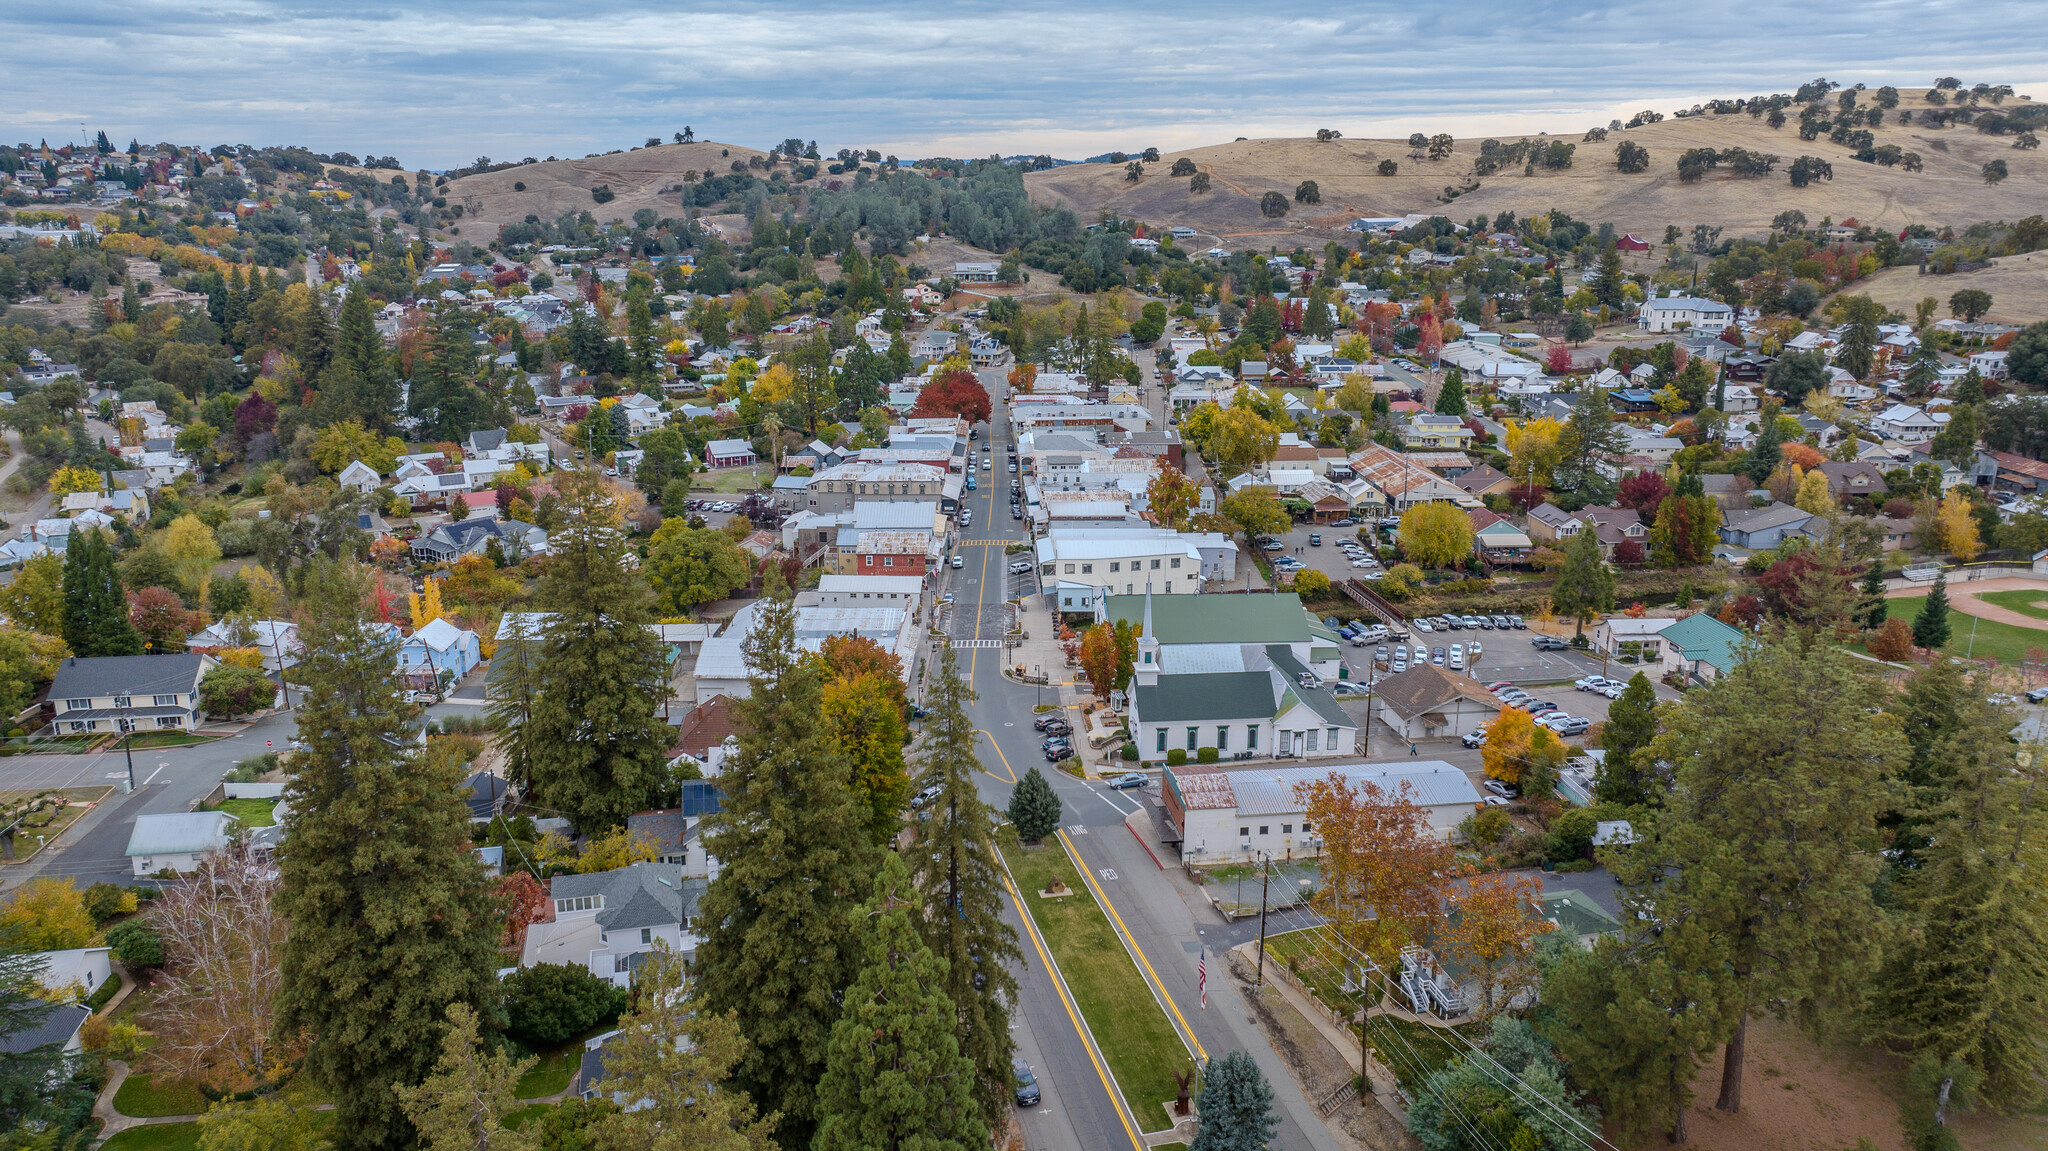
left=1167, top=748, right=1188, bottom=766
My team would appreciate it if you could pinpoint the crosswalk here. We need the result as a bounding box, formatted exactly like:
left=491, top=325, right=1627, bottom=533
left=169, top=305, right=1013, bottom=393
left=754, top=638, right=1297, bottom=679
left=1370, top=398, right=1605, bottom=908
left=946, top=639, right=1007, bottom=649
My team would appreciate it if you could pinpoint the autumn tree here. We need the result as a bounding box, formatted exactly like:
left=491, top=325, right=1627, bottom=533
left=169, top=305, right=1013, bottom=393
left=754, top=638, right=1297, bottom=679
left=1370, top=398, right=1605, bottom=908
left=1217, top=486, right=1289, bottom=552
left=1146, top=467, right=1199, bottom=531
left=1613, top=635, right=1904, bottom=1117
left=142, top=844, right=303, bottom=1093
left=1616, top=471, right=1672, bottom=523
left=1208, top=406, right=1281, bottom=473
left=1398, top=502, right=1475, bottom=568
left=1649, top=475, right=1721, bottom=567
left=1869, top=616, right=1915, bottom=660
left=1295, top=773, right=1459, bottom=970
left=820, top=652, right=911, bottom=847
left=1441, top=872, right=1552, bottom=1016
left=1078, top=623, right=1123, bottom=697
left=1932, top=489, right=1982, bottom=560
left=1504, top=417, right=1563, bottom=491
left=910, top=369, right=992, bottom=425
left=1482, top=707, right=1566, bottom=788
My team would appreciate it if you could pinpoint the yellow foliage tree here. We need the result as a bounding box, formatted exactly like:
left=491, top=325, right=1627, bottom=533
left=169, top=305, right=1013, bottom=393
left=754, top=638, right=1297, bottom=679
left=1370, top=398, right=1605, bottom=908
left=408, top=578, right=444, bottom=629
left=309, top=418, right=403, bottom=475
left=162, top=514, right=221, bottom=588
left=219, top=647, right=267, bottom=669
left=0, top=878, right=96, bottom=950
left=1504, top=418, right=1563, bottom=488
left=1399, top=502, right=1476, bottom=569
left=1933, top=489, right=1982, bottom=560
left=238, top=566, right=286, bottom=618
left=1480, top=707, right=1566, bottom=786
left=576, top=826, right=658, bottom=873
left=48, top=466, right=102, bottom=498
left=1793, top=467, right=1836, bottom=517
left=750, top=362, right=795, bottom=406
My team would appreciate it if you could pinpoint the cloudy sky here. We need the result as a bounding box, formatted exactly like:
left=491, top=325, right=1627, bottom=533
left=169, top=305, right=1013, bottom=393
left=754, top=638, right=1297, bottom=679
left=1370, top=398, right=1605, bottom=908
left=6, top=0, right=2044, bottom=168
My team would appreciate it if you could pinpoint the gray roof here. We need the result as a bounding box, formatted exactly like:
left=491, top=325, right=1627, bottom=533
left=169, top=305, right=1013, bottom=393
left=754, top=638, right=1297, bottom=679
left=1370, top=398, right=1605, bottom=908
left=126, top=810, right=237, bottom=857
left=0, top=1003, right=89, bottom=1056
left=1260, top=645, right=1352, bottom=727
left=626, top=810, right=688, bottom=855
left=48, top=654, right=207, bottom=701
left=549, top=863, right=704, bottom=931
left=1723, top=502, right=1813, bottom=533
left=468, top=428, right=508, bottom=453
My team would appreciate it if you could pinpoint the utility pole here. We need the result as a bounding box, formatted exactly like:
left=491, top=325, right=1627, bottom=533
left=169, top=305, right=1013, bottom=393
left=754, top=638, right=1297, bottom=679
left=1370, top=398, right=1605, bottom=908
left=1255, top=851, right=1272, bottom=987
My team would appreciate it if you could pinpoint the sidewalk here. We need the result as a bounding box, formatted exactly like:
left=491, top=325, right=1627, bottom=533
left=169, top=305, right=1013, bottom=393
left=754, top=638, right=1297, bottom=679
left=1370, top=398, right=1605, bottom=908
left=1230, top=944, right=1408, bottom=1124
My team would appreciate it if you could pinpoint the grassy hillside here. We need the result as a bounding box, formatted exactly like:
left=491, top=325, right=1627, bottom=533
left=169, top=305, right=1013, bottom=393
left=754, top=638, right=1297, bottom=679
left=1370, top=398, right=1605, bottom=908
left=1847, top=250, right=2048, bottom=323
left=436, top=141, right=768, bottom=235
left=1025, top=90, right=2048, bottom=240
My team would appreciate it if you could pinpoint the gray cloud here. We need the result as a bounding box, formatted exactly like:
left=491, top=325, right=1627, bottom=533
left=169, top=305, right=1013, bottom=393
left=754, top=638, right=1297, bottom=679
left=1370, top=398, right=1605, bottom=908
left=4, top=0, right=2043, bottom=167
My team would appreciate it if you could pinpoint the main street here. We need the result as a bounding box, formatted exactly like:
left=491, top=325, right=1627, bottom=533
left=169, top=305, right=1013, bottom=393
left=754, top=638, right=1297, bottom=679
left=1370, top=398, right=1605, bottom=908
left=943, top=368, right=1343, bottom=1151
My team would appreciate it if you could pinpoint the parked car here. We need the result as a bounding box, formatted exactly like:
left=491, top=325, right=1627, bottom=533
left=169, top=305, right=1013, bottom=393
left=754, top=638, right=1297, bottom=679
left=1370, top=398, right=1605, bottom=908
left=951, top=555, right=965, bottom=569
left=1010, top=560, right=1035, bottom=574
left=1484, top=780, right=1519, bottom=799
left=1014, top=1060, right=1040, bottom=1106
left=911, top=783, right=943, bottom=807
left=1107, top=772, right=1148, bottom=791
left=1532, top=635, right=1570, bottom=651
left=1574, top=675, right=1606, bottom=691
left=2029, top=686, right=2048, bottom=704
left=1461, top=728, right=1488, bottom=749
left=1034, top=713, right=1067, bottom=731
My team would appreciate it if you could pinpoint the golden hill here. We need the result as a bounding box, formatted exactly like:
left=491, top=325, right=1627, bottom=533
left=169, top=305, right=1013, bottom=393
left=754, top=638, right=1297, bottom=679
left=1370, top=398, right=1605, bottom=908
left=1847, top=250, right=2048, bottom=323
left=433, top=141, right=768, bottom=235
left=1024, top=93, right=2048, bottom=241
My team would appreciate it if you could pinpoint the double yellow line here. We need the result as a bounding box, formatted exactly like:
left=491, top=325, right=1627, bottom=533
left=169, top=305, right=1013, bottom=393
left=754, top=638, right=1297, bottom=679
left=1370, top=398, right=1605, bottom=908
left=1058, top=828, right=1208, bottom=1065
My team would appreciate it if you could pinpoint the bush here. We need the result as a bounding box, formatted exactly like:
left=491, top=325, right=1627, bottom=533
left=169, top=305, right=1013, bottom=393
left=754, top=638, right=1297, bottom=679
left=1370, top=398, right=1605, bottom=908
left=223, top=752, right=277, bottom=783
left=1463, top=806, right=1512, bottom=846
left=502, top=962, right=630, bottom=1047
left=83, top=882, right=137, bottom=926
left=1196, top=747, right=1219, bottom=764
left=1120, top=743, right=1139, bottom=761
left=1167, top=748, right=1189, bottom=766
left=1546, top=808, right=1599, bottom=863
left=1292, top=569, right=1331, bottom=598
left=199, top=663, right=276, bottom=719
left=103, top=918, right=163, bottom=969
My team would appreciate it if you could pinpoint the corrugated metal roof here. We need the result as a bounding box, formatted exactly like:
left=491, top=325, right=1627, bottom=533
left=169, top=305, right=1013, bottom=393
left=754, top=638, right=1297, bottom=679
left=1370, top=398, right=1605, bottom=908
left=1170, top=760, right=1481, bottom=815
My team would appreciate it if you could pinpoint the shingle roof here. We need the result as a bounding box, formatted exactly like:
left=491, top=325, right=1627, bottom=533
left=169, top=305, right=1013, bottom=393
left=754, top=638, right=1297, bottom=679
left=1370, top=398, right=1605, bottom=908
left=0, top=1003, right=89, bottom=1056
left=1373, top=664, right=1502, bottom=722
left=48, top=654, right=207, bottom=701
left=548, top=863, right=705, bottom=931
left=1260, top=646, right=1352, bottom=727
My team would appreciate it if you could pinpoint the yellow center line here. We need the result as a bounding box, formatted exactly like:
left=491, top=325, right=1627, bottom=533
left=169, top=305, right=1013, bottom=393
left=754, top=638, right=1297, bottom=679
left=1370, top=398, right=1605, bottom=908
left=974, top=728, right=1019, bottom=785
left=1059, top=829, right=1209, bottom=1064
left=997, top=862, right=1148, bottom=1151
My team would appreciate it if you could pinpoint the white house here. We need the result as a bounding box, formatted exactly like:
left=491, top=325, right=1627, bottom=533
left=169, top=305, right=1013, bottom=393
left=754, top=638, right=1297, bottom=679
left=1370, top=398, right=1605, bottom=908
left=1162, top=760, right=1482, bottom=862
left=188, top=618, right=300, bottom=672
left=1874, top=403, right=1941, bottom=445
left=29, top=947, right=112, bottom=1001
left=520, top=863, right=708, bottom=986
left=1372, top=664, right=1503, bottom=741
left=337, top=460, right=383, bottom=494
left=1637, top=294, right=1735, bottom=334
left=126, top=811, right=238, bottom=876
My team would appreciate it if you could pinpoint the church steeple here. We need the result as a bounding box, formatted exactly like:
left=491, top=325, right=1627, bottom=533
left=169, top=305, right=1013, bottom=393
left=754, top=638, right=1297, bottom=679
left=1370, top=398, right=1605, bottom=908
left=1135, top=581, right=1161, bottom=687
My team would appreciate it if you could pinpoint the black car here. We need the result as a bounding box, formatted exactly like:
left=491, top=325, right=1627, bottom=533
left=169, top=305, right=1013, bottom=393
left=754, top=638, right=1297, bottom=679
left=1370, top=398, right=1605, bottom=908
left=1043, top=746, right=1072, bottom=762
left=1034, top=713, right=1067, bottom=731
left=1014, top=1060, right=1040, bottom=1106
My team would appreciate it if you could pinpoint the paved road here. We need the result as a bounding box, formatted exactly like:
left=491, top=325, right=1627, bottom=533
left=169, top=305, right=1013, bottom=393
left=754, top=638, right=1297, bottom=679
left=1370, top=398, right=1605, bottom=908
left=934, top=373, right=1342, bottom=1151
left=0, top=710, right=301, bottom=889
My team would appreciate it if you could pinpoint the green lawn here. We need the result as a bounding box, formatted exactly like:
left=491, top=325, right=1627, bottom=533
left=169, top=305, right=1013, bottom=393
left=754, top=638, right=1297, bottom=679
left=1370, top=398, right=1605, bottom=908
left=1978, top=589, right=2048, bottom=623
left=1262, top=929, right=1364, bottom=1017
left=121, top=732, right=217, bottom=750
left=100, top=1123, right=201, bottom=1151
left=691, top=467, right=771, bottom=493
left=515, top=1050, right=578, bottom=1100
left=1880, top=595, right=2048, bottom=663
left=1002, top=842, right=1195, bottom=1116
left=113, top=1072, right=209, bottom=1118
left=214, top=798, right=277, bottom=827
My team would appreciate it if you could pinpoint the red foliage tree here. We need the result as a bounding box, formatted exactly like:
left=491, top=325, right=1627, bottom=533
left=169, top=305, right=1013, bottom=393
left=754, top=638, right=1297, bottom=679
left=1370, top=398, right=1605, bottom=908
left=1415, top=314, right=1444, bottom=363
left=1756, top=551, right=1820, bottom=618
left=233, top=393, right=277, bottom=445
left=1614, top=539, right=1646, bottom=565
left=1544, top=344, right=1575, bottom=375
left=130, top=587, right=193, bottom=653
left=1617, top=471, right=1673, bottom=522
left=563, top=403, right=591, bottom=424
left=910, top=369, right=992, bottom=424
left=1728, top=593, right=1765, bottom=629
left=495, top=871, right=552, bottom=951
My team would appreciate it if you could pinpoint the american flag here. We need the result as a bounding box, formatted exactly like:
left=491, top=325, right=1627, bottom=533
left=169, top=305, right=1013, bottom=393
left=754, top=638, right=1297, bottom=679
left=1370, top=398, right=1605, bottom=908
left=1198, top=950, right=1207, bottom=1009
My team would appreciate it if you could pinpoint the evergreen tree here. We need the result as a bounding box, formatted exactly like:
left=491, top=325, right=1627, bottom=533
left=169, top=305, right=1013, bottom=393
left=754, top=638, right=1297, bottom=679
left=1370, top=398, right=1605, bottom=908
left=1745, top=412, right=1783, bottom=485
left=815, top=855, right=989, bottom=1151
left=484, top=617, right=545, bottom=811
left=1007, top=767, right=1062, bottom=843
left=1913, top=571, right=1953, bottom=651
left=0, top=945, right=75, bottom=1124
left=1860, top=561, right=1888, bottom=628
left=520, top=471, right=673, bottom=829
left=1548, top=527, right=1615, bottom=639
left=391, top=1003, right=536, bottom=1151
left=337, top=288, right=400, bottom=431
left=1543, top=916, right=1740, bottom=1144
left=411, top=305, right=483, bottom=440
left=1876, top=687, right=2048, bottom=1110
left=626, top=291, right=657, bottom=382
left=695, top=591, right=884, bottom=1150
left=906, top=648, right=1023, bottom=1126
left=121, top=280, right=141, bottom=323
left=274, top=562, right=503, bottom=1151
left=1191, top=1051, right=1278, bottom=1151
left=1434, top=369, right=1467, bottom=417
left=1555, top=389, right=1626, bottom=501
left=1595, top=672, right=1658, bottom=805
left=61, top=529, right=142, bottom=657
left=1612, top=636, right=1904, bottom=1116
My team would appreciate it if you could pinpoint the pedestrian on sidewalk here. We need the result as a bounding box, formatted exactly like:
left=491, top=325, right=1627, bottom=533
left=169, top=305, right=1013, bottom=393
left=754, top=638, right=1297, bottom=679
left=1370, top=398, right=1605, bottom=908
left=1410, top=741, right=1417, bottom=756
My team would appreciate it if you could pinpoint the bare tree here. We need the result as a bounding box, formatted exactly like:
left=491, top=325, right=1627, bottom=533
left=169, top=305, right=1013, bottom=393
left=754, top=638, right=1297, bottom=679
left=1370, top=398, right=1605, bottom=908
left=142, top=844, right=306, bottom=1092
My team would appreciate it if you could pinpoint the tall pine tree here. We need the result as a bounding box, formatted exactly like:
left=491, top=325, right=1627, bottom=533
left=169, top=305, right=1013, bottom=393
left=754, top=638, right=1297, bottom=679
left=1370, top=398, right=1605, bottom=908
left=519, top=471, right=671, bottom=830
left=273, top=562, right=502, bottom=1151
left=906, top=647, right=1022, bottom=1126
left=815, top=854, right=989, bottom=1151
left=1614, top=634, right=1903, bottom=1116
left=1594, top=672, right=1658, bottom=806
left=1876, top=684, right=2048, bottom=1108
left=1549, top=526, right=1615, bottom=639
left=695, top=591, right=884, bottom=1149
left=60, top=529, right=142, bottom=657
left=335, top=288, right=401, bottom=432
left=1913, top=570, right=1953, bottom=651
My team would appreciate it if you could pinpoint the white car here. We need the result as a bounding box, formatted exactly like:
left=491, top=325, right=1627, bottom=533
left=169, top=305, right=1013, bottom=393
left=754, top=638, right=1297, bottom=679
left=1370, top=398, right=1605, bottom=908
left=1414, top=620, right=1434, bottom=632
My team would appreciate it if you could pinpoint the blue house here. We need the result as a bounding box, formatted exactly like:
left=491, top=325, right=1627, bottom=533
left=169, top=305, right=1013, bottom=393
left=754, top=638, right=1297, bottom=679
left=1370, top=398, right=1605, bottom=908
left=1716, top=502, right=1820, bottom=550
left=1608, top=388, right=1659, bottom=413
left=398, top=618, right=482, bottom=684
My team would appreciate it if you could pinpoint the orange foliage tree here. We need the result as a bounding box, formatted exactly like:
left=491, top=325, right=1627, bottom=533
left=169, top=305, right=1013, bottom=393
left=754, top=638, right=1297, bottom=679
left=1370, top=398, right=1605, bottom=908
left=1295, top=773, right=1461, bottom=969
left=1439, top=871, right=1552, bottom=1017
left=1077, top=623, right=1122, bottom=699
left=495, top=870, right=552, bottom=951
